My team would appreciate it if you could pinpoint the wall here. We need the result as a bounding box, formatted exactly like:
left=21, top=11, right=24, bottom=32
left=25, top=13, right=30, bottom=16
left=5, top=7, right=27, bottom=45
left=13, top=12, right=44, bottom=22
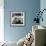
left=4, top=0, right=40, bottom=42
left=0, top=0, right=4, bottom=42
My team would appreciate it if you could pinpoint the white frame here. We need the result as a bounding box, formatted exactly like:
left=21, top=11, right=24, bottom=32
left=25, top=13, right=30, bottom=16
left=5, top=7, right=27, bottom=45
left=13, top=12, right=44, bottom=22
left=11, top=12, right=25, bottom=26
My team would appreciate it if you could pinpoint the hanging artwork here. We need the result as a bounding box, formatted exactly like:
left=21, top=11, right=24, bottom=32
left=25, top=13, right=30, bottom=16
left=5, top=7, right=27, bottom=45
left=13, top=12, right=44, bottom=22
left=11, top=12, right=25, bottom=26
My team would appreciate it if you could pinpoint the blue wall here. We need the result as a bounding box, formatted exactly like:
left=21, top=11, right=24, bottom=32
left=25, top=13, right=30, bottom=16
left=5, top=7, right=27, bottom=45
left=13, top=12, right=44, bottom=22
left=4, top=0, right=40, bottom=42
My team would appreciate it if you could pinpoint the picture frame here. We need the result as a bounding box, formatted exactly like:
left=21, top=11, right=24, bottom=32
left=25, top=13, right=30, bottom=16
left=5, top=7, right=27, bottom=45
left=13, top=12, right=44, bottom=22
left=11, top=12, right=25, bottom=26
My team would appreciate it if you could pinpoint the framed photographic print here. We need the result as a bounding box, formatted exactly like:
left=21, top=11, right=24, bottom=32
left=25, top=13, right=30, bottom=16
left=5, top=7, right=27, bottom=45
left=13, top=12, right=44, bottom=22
left=11, top=12, right=25, bottom=26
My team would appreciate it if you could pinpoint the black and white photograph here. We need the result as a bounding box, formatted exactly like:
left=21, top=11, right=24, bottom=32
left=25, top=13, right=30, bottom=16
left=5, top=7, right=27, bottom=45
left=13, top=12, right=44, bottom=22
left=11, top=12, right=25, bottom=26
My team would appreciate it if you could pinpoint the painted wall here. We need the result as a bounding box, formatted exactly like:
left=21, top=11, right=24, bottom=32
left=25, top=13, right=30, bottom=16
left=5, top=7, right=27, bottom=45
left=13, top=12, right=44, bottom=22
left=4, top=0, right=40, bottom=42
left=0, top=0, right=4, bottom=42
